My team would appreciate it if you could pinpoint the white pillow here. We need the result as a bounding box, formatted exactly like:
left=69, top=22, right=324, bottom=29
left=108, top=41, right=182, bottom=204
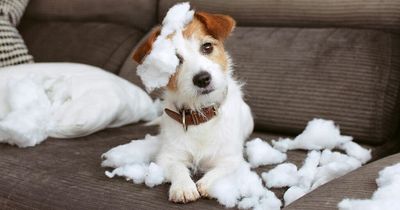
left=0, top=63, right=161, bottom=147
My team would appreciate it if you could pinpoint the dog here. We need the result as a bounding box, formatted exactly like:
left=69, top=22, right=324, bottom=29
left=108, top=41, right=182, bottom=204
left=132, top=11, right=254, bottom=203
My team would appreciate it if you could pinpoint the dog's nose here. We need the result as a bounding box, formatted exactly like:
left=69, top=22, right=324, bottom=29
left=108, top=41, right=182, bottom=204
left=193, top=71, right=211, bottom=88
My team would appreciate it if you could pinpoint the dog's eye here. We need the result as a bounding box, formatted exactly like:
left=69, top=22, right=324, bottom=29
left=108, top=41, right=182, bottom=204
left=176, top=53, right=184, bottom=65
left=201, top=43, right=213, bottom=55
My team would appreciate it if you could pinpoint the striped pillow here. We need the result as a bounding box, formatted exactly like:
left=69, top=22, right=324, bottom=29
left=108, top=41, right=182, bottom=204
left=0, top=0, right=33, bottom=67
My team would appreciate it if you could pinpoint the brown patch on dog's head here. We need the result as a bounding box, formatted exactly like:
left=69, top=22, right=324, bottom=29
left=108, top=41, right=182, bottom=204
left=194, top=12, right=235, bottom=41
left=181, top=12, right=236, bottom=72
left=132, top=26, right=161, bottom=64
left=167, top=69, right=180, bottom=90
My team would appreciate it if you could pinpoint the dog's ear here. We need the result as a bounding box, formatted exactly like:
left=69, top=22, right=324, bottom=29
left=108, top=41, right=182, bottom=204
left=132, top=26, right=161, bottom=64
left=195, top=12, right=236, bottom=41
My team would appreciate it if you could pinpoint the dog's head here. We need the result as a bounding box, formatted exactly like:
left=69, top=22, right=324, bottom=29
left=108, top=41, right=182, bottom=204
left=133, top=12, right=235, bottom=109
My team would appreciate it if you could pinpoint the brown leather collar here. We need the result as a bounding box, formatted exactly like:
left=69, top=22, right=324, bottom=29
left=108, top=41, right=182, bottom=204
left=164, top=106, right=218, bottom=130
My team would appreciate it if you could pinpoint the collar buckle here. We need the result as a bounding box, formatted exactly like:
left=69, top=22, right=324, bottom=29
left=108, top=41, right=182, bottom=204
left=181, top=109, right=188, bottom=131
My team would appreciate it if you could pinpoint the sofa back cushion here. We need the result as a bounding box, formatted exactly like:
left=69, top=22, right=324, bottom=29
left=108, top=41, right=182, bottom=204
left=24, top=0, right=157, bottom=31
left=18, top=0, right=158, bottom=73
left=225, top=27, right=400, bottom=144
left=158, top=0, right=400, bottom=32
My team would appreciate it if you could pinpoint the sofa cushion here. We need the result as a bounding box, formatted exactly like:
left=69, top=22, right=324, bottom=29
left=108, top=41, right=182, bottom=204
left=284, top=152, right=400, bottom=210
left=0, top=124, right=224, bottom=210
left=158, top=0, right=400, bottom=33
left=18, top=20, right=144, bottom=73
left=0, top=123, right=390, bottom=210
left=24, top=0, right=157, bottom=31
left=224, top=27, right=400, bottom=145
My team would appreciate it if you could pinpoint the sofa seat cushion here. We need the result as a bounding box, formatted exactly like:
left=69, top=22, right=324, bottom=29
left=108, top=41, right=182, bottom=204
left=224, top=27, right=400, bottom=145
left=284, top=152, right=400, bottom=210
left=0, top=124, right=392, bottom=209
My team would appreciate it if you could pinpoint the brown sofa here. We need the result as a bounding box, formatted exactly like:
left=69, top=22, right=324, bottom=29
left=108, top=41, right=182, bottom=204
left=1, top=0, right=400, bottom=209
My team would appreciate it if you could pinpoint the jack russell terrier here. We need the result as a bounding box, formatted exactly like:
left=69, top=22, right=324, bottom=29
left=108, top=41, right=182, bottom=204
left=132, top=11, right=254, bottom=203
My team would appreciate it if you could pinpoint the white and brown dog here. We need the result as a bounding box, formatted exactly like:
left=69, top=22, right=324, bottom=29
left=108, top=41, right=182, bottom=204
left=132, top=12, right=254, bottom=203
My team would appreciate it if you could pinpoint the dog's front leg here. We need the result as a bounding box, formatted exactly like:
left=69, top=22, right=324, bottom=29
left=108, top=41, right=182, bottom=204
left=158, top=157, right=200, bottom=203
left=196, top=157, right=243, bottom=197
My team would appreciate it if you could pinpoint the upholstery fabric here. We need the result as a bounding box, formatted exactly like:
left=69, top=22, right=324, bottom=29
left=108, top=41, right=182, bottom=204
left=18, top=20, right=144, bottom=73
left=23, top=0, right=158, bottom=31
left=284, top=152, right=400, bottom=210
left=159, top=0, right=400, bottom=33
left=0, top=123, right=387, bottom=210
left=224, top=27, right=400, bottom=145
left=0, top=0, right=33, bottom=67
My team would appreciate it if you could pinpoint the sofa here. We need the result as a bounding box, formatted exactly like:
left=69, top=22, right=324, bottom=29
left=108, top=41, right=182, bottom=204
left=1, top=0, right=400, bottom=209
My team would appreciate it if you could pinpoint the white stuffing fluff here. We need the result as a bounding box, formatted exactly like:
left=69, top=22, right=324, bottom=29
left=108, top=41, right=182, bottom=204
left=281, top=148, right=366, bottom=206
left=103, top=111, right=372, bottom=208
left=136, top=2, right=194, bottom=92
left=246, top=138, right=287, bottom=168
left=145, top=162, right=165, bottom=187
left=311, top=150, right=361, bottom=190
left=0, top=63, right=160, bottom=147
left=101, top=134, right=160, bottom=168
left=0, top=77, right=52, bottom=147
left=265, top=119, right=372, bottom=206
left=104, top=135, right=165, bottom=188
left=105, top=162, right=165, bottom=188
left=338, top=163, right=400, bottom=210
left=209, top=162, right=281, bottom=210
left=338, top=141, right=372, bottom=164
left=261, top=163, right=298, bottom=188
left=283, top=150, right=321, bottom=206
left=272, top=119, right=352, bottom=152
left=283, top=186, right=309, bottom=207
left=105, top=163, right=147, bottom=184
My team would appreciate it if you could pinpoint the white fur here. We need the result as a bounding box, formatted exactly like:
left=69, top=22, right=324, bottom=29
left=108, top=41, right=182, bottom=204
left=106, top=2, right=254, bottom=206
left=158, top=74, right=254, bottom=202
left=148, top=6, right=254, bottom=202
left=0, top=63, right=160, bottom=147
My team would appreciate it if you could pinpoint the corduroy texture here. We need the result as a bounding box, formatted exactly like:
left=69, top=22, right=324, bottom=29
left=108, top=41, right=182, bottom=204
left=225, top=27, right=400, bottom=145
left=0, top=124, right=382, bottom=210
left=284, top=152, right=400, bottom=210
left=18, top=20, right=144, bottom=73
left=159, top=0, right=400, bottom=33
left=23, top=0, right=158, bottom=31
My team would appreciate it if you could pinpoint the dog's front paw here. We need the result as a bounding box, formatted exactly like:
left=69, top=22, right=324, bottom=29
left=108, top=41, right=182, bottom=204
left=196, top=178, right=212, bottom=198
left=169, top=181, right=200, bottom=203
